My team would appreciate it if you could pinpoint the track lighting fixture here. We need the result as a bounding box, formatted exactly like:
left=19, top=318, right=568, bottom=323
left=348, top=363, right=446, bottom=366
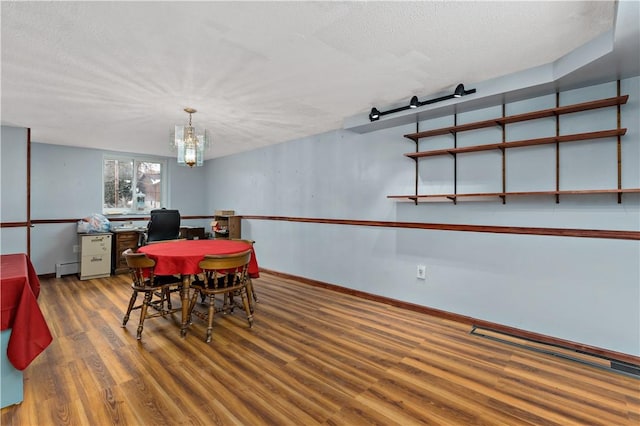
left=454, top=83, right=476, bottom=97
left=368, top=83, right=476, bottom=121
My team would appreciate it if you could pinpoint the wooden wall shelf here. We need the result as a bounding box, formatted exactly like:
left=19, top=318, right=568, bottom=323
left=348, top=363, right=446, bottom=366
left=389, top=89, right=634, bottom=204
left=405, top=129, right=626, bottom=159
left=403, top=95, right=628, bottom=142
left=388, top=188, right=640, bottom=203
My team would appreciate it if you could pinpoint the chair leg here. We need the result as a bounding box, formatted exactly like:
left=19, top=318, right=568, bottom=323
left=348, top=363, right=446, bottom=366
left=247, top=278, right=258, bottom=303
left=240, top=287, right=254, bottom=328
left=245, top=278, right=257, bottom=313
left=187, top=288, right=200, bottom=325
left=165, top=287, right=172, bottom=311
left=137, top=291, right=153, bottom=340
left=222, top=291, right=234, bottom=314
left=206, top=294, right=216, bottom=343
left=122, top=290, right=138, bottom=326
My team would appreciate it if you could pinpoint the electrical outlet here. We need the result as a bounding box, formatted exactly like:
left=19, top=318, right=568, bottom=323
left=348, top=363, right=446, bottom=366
left=416, top=265, right=426, bottom=280
left=72, top=245, right=80, bottom=253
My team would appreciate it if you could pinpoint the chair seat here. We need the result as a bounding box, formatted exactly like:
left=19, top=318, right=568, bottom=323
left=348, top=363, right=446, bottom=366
left=131, top=276, right=180, bottom=291
left=156, top=274, right=183, bottom=285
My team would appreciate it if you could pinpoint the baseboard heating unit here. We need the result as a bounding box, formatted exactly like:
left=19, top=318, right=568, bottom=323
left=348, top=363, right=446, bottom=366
left=470, top=325, right=639, bottom=379
left=55, top=261, right=79, bottom=278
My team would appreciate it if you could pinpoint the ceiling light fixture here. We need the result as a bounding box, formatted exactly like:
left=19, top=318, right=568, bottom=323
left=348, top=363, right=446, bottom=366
left=454, top=83, right=468, bottom=97
left=369, top=83, right=477, bottom=122
left=172, top=107, right=210, bottom=168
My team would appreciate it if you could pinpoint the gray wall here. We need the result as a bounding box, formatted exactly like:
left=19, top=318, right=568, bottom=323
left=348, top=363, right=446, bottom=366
left=26, top=144, right=210, bottom=275
left=0, top=126, right=28, bottom=254
left=207, top=77, right=640, bottom=356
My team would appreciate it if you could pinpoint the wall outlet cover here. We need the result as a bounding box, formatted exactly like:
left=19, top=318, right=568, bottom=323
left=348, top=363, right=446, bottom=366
left=417, top=265, right=426, bottom=279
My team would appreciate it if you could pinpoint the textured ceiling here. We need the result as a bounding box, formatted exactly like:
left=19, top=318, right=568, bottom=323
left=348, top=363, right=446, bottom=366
left=1, top=1, right=616, bottom=160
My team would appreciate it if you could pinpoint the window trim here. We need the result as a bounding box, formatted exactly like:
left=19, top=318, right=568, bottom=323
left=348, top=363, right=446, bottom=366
left=102, top=154, right=168, bottom=216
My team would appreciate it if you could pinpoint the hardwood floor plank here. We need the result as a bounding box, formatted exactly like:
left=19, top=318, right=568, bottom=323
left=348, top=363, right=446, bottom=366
left=506, top=352, right=638, bottom=398
left=495, top=374, right=628, bottom=425
left=388, top=358, right=530, bottom=425
left=1, top=272, right=638, bottom=425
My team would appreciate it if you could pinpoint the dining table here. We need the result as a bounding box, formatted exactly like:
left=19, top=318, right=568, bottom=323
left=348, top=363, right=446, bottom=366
left=1, top=253, right=53, bottom=370
left=137, top=239, right=259, bottom=336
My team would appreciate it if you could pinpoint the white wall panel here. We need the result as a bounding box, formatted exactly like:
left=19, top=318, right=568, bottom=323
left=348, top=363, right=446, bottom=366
left=0, top=228, right=27, bottom=255
left=0, top=126, right=28, bottom=254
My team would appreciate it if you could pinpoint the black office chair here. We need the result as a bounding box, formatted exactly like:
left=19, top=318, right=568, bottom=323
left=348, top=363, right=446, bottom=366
left=143, top=209, right=181, bottom=244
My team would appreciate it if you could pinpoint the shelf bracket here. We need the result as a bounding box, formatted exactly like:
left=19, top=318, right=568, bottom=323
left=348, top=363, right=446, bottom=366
left=617, top=80, right=623, bottom=204
left=414, top=121, right=420, bottom=205
left=555, top=92, right=561, bottom=204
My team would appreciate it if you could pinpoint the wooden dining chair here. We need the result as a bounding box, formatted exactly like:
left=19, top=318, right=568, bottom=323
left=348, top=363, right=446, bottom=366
left=121, top=249, right=182, bottom=340
left=230, top=239, right=258, bottom=311
left=137, top=239, right=187, bottom=303
left=187, top=249, right=254, bottom=343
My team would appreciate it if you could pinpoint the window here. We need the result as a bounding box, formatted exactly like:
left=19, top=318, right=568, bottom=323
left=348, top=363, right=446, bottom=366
left=103, top=156, right=167, bottom=215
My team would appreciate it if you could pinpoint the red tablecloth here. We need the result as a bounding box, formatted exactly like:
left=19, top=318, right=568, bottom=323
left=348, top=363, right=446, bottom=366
left=1, top=253, right=53, bottom=370
left=137, top=239, right=259, bottom=278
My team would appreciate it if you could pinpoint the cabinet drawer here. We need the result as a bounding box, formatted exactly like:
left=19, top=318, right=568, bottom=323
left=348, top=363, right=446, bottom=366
left=112, top=231, right=141, bottom=274
left=115, top=248, right=135, bottom=272
left=81, top=235, right=112, bottom=255
left=117, top=238, right=139, bottom=252
left=117, top=234, right=139, bottom=245
left=80, top=254, right=110, bottom=279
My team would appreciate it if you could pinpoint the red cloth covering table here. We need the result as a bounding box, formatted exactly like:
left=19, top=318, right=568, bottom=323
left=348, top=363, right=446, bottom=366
left=1, top=253, right=53, bottom=370
left=137, top=239, right=259, bottom=336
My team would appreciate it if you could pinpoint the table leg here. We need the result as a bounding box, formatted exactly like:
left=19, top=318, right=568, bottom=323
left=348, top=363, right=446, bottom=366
left=180, top=274, right=191, bottom=337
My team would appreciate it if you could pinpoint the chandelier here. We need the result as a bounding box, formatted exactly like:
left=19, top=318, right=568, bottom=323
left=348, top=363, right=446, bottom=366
left=173, top=107, right=210, bottom=167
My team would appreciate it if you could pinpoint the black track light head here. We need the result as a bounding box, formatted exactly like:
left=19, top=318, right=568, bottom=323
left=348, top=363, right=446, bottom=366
left=369, top=107, right=380, bottom=121
left=453, top=84, right=465, bottom=98
left=409, top=96, right=419, bottom=108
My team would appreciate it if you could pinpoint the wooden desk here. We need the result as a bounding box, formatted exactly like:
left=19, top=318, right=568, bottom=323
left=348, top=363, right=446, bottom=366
left=137, top=240, right=259, bottom=336
left=112, top=229, right=143, bottom=274
left=179, top=226, right=206, bottom=240
left=0, top=253, right=52, bottom=370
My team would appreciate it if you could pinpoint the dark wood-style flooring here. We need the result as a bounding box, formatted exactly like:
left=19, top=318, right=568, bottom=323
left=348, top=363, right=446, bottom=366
left=2, top=271, right=638, bottom=425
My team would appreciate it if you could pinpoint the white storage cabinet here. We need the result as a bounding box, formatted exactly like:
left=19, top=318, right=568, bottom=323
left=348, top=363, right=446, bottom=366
left=78, top=233, right=112, bottom=280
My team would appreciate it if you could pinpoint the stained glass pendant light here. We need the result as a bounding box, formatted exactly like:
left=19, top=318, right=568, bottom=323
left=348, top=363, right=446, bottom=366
left=173, top=107, right=210, bottom=167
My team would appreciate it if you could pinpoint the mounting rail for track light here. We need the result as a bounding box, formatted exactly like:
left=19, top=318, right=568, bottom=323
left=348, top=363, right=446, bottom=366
left=369, top=83, right=476, bottom=122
